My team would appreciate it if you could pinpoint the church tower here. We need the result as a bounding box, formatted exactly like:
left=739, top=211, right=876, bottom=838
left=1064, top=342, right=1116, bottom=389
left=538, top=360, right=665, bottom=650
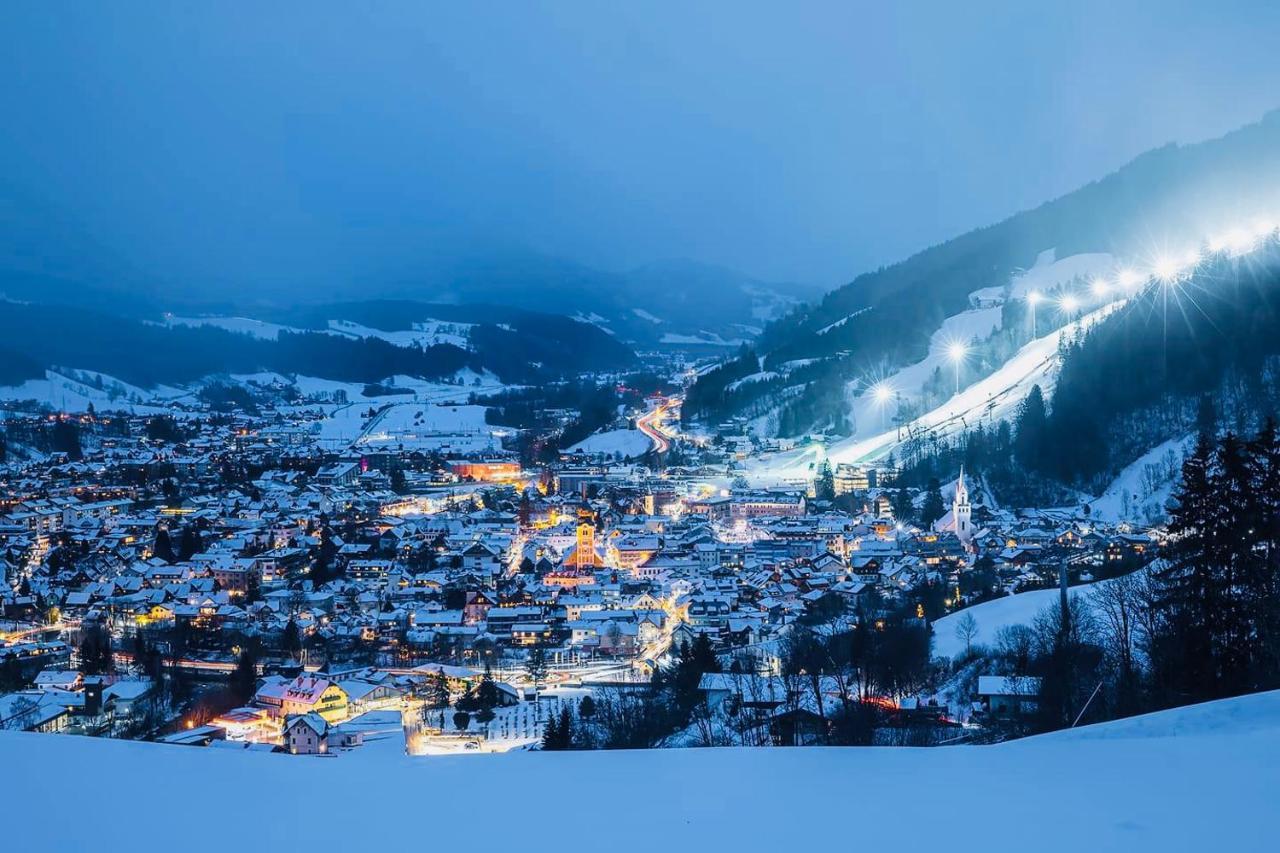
left=953, top=467, right=973, bottom=545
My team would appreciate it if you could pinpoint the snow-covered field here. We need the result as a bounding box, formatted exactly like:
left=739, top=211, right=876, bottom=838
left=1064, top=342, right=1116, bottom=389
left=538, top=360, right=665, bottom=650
left=164, top=315, right=475, bottom=350
left=1007, top=249, right=1116, bottom=301
left=660, top=332, right=749, bottom=347
left=162, top=315, right=298, bottom=340
left=3, top=689, right=1278, bottom=852
left=326, top=319, right=473, bottom=350
left=1089, top=436, right=1189, bottom=524
left=0, top=369, right=189, bottom=414
left=319, top=401, right=504, bottom=452
left=568, top=428, right=653, bottom=459
left=931, top=577, right=1123, bottom=659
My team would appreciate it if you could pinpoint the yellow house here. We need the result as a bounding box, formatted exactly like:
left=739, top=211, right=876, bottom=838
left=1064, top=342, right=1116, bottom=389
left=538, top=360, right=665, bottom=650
left=268, top=676, right=349, bottom=724
left=135, top=604, right=175, bottom=628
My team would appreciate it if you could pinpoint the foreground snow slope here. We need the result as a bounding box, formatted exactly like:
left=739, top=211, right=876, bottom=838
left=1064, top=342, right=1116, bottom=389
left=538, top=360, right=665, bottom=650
left=4, top=691, right=1279, bottom=852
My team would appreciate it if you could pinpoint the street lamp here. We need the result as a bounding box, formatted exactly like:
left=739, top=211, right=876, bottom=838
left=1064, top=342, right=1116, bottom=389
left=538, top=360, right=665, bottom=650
left=1027, top=290, right=1043, bottom=337
left=1059, top=294, right=1079, bottom=316
left=946, top=342, right=967, bottom=395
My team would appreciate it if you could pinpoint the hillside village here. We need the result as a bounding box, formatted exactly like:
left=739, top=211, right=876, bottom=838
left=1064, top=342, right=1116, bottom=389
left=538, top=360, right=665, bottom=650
left=0, top=389, right=1159, bottom=755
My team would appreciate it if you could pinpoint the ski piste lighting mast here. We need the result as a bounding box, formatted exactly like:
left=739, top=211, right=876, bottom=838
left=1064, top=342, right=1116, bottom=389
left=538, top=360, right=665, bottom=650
left=762, top=212, right=1280, bottom=483
left=946, top=341, right=967, bottom=395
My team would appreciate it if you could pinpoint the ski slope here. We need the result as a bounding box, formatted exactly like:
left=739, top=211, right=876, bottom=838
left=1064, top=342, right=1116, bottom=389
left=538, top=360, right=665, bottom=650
left=756, top=301, right=1123, bottom=481
left=3, top=689, right=1278, bottom=852
left=847, top=305, right=1003, bottom=437
left=843, top=250, right=1115, bottom=448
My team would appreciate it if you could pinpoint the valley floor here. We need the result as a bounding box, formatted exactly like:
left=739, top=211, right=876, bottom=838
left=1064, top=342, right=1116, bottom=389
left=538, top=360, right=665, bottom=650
left=4, top=690, right=1278, bottom=852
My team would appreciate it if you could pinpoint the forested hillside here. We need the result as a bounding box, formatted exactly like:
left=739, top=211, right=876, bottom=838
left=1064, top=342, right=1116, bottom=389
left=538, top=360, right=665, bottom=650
left=1034, top=239, right=1280, bottom=483
left=690, top=110, right=1280, bottom=436
left=897, top=237, right=1280, bottom=500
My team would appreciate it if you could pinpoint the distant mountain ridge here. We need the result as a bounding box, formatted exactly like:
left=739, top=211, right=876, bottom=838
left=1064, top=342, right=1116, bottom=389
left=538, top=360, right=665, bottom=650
left=429, top=252, right=814, bottom=346
left=0, top=179, right=812, bottom=352
left=0, top=296, right=635, bottom=391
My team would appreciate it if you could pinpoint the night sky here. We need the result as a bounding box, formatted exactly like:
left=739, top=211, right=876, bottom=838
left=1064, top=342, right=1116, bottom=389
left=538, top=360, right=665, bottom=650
left=4, top=2, right=1279, bottom=294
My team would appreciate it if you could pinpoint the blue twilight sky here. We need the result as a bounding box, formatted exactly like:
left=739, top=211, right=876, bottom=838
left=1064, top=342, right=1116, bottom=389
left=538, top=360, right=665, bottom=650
left=3, top=2, right=1280, bottom=295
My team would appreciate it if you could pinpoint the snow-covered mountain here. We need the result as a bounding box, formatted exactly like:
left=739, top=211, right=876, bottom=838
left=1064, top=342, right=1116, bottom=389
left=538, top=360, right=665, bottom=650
left=0, top=297, right=636, bottom=396
left=431, top=253, right=814, bottom=347
left=693, top=109, right=1280, bottom=438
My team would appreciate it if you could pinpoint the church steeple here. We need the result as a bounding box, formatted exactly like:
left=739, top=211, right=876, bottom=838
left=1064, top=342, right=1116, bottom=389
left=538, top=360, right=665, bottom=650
left=953, top=466, right=973, bottom=544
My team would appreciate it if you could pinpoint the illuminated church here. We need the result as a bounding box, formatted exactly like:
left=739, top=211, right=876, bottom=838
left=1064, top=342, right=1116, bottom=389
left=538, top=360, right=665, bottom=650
left=932, top=467, right=974, bottom=546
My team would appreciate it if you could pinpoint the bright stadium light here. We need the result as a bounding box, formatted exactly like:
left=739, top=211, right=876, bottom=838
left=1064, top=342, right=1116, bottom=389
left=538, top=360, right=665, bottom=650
left=1117, top=269, right=1142, bottom=289
left=1154, top=256, right=1179, bottom=282
left=1090, top=278, right=1109, bottom=298
left=946, top=342, right=967, bottom=394
left=1060, top=294, right=1079, bottom=313
left=871, top=382, right=894, bottom=430
left=1227, top=229, right=1254, bottom=253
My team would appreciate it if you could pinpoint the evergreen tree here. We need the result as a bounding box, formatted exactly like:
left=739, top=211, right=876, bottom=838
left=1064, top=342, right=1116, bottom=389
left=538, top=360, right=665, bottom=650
left=476, top=662, right=500, bottom=710
left=1195, top=394, right=1218, bottom=440
left=814, top=460, right=835, bottom=502
left=891, top=488, right=914, bottom=524
left=178, top=526, right=202, bottom=560
left=1154, top=433, right=1217, bottom=699
left=51, top=418, right=83, bottom=460
left=230, top=648, right=258, bottom=703
left=524, top=647, right=548, bottom=688
left=283, top=617, right=303, bottom=657
left=0, top=655, right=25, bottom=691
left=426, top=670, right=452, bottom=710
left=920, top=478, right=945, bottom=529
left=541, top=711, right=561, bottom=750
left=153, top=527, right=174, bottom=563
left=78, top=624, right=114, bottom=676
left=557, top=705, right=574, bottom=749
left=1013, top=384, right=1048, bottom=470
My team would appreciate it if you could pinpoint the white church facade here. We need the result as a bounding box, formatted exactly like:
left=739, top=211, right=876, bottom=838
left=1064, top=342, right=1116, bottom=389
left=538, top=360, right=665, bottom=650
left=932, top=467, right=974, bottom=546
